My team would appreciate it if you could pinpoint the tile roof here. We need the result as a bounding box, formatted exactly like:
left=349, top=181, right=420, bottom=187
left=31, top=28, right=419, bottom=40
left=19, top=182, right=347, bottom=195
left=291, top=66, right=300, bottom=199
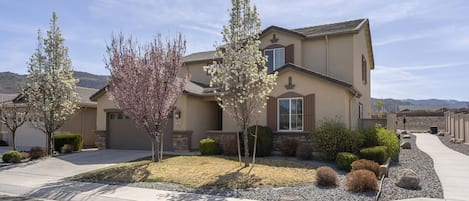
left=11, top=87, right=98, bottom=107
left=292, top=19, right=366, bottom=37
left=183, top=50, right=217, bottom=63
left=0, top=93, right=18, bottom=103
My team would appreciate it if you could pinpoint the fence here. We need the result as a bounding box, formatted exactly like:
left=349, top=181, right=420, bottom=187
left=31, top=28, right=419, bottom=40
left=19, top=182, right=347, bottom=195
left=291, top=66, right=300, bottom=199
left=359, top=113, right=397, bottom=133
left=445, top=111, right=469, bottom=143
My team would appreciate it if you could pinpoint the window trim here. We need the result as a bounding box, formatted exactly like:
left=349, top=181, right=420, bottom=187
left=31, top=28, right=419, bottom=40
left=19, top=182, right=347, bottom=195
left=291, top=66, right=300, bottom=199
left=264, top=47, right=285, bottom=71
left=277, top=97, right=304, bottom=132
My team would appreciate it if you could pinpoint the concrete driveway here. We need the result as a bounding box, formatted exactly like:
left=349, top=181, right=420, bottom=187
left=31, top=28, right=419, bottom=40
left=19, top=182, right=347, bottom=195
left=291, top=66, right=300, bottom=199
left=0, top=149, right=150, bottom=195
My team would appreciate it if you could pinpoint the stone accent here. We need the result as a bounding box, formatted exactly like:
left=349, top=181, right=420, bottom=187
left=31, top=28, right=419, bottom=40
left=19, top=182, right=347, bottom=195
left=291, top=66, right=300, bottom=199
left=273, top=132, right=311, bottom=151
left=207, top=131, right=238, bottom=151
left=95, top=130, right=107, bottom=149
left=400, top=141, right=411, bottom=149
left=396, top=169, right=420, bottom=189
left=172, top=131, right=192, bottom=152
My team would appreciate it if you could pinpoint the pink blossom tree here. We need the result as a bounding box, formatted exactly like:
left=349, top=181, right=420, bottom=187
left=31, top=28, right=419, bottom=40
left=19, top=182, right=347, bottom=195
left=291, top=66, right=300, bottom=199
left=105, top=33, right=188, bottom=162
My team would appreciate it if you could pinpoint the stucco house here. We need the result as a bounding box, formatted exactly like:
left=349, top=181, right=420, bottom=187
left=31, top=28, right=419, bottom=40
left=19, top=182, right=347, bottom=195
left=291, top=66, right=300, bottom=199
left=90, top=18, right=375, bottom=151
left=0, top=87, right=98, bottom=150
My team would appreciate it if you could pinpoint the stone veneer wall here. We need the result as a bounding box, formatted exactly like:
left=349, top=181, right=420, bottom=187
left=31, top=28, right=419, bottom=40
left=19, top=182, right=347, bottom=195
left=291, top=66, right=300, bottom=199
left=172, top=131, right=192, bottom=152
left=95, top=130, right=107, bottom=149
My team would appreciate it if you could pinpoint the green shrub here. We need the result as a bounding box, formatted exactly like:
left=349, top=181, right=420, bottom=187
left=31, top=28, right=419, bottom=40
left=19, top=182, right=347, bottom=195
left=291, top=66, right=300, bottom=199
left=280, top=138, right=298, bottom=156
left=316, top=166, right=338, bottom=186
left=53, top=133, right=83, bottom=153
left=296, top=143, right=313, bottom=160
left=199, top=138, right=221, bottom=155
left=351, top=159, right=381, bottom=178
left=360, top=126, right=379, bottom=148
left=30, top=146, right=46, bottom=160
left=345, top=169, right=378, bottom=192
left=61, top=144, right=74, bottom=153
left=376, top=127, right=399, bottom=157
left=336, top=152, right=359, bottom=171
left=2, top=150, right=21, bottom=163
left=312, top=119, right=364, bottom=160
left=247, top=126, right=273, bottom=157
left=360, top=146, right=388, bottom=164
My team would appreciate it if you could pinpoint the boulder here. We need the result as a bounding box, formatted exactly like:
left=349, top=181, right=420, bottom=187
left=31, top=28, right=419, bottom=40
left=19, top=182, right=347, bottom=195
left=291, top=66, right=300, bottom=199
left=401, top=130, right=408, bottom=134
left=402, top=134, right=411, bottom=139
left=396, top=169, right=420, bottom=190
left=400, top=142, right=411, bottom=149
left=438, top=132, right=445, bottom=136
left=450, top=138, right=456, bottom=143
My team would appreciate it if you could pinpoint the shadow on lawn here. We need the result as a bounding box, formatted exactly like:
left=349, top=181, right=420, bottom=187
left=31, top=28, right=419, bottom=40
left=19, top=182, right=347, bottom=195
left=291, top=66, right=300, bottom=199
left=74, top=161, right=152, bottom=183
left=200, top=166, right=262, bottom=189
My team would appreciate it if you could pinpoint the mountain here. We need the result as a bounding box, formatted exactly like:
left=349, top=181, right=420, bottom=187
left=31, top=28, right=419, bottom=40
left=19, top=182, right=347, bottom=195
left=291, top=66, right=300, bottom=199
left=372, top=98, right=469, bottom=113
left=0, top=71, right=108, bottom=94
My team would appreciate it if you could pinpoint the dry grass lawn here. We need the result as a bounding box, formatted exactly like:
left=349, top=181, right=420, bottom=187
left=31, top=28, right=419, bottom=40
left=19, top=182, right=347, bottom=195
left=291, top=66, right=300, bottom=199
left=74, top=156, right=316, bottom=189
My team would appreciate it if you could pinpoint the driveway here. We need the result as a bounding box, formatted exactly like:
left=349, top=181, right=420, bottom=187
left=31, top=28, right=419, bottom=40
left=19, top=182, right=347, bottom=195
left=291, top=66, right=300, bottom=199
left=0, top=149, right=150, bottom=195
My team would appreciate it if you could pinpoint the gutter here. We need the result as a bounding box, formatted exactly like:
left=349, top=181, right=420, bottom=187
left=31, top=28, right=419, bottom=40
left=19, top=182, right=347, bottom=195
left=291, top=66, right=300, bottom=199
left=325, top=35, right=329, bottom=75
left=348, top=91, right=361, bottom=129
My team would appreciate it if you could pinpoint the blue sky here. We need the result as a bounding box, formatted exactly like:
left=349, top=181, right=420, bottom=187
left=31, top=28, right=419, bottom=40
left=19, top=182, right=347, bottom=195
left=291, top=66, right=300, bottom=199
left=0, top=0, right=468, bottom=101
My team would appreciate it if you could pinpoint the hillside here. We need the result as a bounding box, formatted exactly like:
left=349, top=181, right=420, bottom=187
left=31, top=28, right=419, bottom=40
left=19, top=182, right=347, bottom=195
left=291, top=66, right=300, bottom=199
left=372, top=98, right=469, bottom=112
left=0, top=71, right=108, bottom=94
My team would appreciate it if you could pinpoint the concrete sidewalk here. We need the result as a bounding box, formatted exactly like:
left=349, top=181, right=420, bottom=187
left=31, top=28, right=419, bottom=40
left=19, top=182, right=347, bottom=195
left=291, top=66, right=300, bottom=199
left=414, top=133, right=469, bottom=201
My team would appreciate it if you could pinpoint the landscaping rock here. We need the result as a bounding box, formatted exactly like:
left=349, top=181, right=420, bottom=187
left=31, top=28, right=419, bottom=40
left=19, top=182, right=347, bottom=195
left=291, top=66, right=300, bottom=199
left=396, top=169, right=420, bottom=190
left=380, top=165, right=388, bottom=177
left=438, top=132, right=445, bottom=136
left=401, top=142, right=411, bottom=149
left=402, top=134, right=411, bottom=139
left=401, top=130, right=408, bottom=134
left=450, top=138, right=456, bottom=143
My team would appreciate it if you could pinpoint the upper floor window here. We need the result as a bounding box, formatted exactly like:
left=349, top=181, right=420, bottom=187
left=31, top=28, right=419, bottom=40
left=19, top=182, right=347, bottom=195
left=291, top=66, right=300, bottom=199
left=278, top=97, right=303, bottom=131
left=362, top=55, right=367, bottom=85
left=264, top=48, right=285, bottom=72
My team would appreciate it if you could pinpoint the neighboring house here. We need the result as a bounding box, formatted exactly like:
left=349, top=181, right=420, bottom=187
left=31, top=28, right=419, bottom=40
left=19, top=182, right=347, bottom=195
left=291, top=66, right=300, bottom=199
left=0, top=87, right=98, bottom=150
left=90, top=18, right=375, bottom=151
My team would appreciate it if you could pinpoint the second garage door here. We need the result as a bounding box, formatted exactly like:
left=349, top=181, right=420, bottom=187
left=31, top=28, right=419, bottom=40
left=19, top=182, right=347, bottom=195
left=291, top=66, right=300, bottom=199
left=107, top=112, right=173, bottom=150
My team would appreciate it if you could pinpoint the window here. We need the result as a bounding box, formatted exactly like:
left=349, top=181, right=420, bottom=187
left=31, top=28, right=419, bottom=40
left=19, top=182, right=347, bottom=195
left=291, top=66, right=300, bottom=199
left=362, top=55, right=367, bottom=84
left=264, top=48, right=285, bottom=72
left=278, top=97, right=303, bottom=131
left=359, top=103, right=363, bottom=119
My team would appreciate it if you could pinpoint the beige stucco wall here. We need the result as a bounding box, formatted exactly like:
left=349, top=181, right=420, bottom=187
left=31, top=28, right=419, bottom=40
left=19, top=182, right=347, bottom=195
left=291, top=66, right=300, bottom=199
left=60, top=107, right=97, bottom=146
left=327, top=34, right=354, bottom=84
left=260, top=31, right=303, bottom=66
left=222, top=104, right=267, bottom=132
left=302, top=38, right=327, bottom=74
left=353, top=27, right=372, bottom=119
left=185, top=96, right=219, bottom=148
left=183, top=61, right=211, bottom=86
left=96, top=93, right=118, bottom=131
left=465, top=114, right=469, bottom=143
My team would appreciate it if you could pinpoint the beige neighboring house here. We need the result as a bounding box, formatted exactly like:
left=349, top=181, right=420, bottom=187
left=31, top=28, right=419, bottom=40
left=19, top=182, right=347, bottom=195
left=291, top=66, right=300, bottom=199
left=0, top=87, right=98, bottom=150
left=90, top=18, right=375, bottom=151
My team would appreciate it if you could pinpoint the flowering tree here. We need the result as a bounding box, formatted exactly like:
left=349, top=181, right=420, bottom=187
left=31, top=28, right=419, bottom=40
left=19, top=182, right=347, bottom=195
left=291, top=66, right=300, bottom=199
left=24, top=12, right=79, bottom=155
left=0, top=102, right=29, bottom=150
left=204, top=0, right=277, bottom=167
left=105, top=33, right=187, bottom=162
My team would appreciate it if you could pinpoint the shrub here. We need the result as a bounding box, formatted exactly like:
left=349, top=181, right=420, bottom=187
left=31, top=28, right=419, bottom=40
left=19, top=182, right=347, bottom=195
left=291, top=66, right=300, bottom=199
left=345, top=169, right=378, bottom=192
left=30, top=146, right=46, bottom=160
left=0, top=140, right=8, bottom=146
left=351, top=159, right=381, bottom=178
left=222, top=138, right=238, bottom=156
left=296, top=143, right=312, bottom=160
left=2, top=150, right=21, bottom=163
left=376, top=127, right=399, bottom=157
left=61, top=144, right=74, bottom=153
left=53, top=133, right=83, bottom=153
left=199, top=138, right=221, bottom=155
left=360, top=126, right=379, bottom=148
left=360, top=146, right=388, bottom=164
left=280, top=138, right=298, bottom=156
left=312, top=119, right=364, bottom=160
left=247, top=126, right=273, bottom=157
left=336, top=152, right=359, bottom=171
left=316, top=166, right=338, bottom=186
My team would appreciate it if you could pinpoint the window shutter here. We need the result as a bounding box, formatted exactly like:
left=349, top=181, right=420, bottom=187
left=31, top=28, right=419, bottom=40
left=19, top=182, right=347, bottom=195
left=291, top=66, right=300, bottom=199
left=285, top=44, right=294, bottom=64
left=304, top=94, right=315, bottom=131
left=266, top=96, right=277, bottom=132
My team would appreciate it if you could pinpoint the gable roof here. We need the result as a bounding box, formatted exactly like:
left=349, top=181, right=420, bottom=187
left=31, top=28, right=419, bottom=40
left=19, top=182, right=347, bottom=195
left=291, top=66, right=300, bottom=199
left=273, top=63, right=362, bottom=97
left=292, top=19, right=366, bottom=38
left=12, top=87, right=98, bottom=107
left=183, top=50, right=217, bottom=63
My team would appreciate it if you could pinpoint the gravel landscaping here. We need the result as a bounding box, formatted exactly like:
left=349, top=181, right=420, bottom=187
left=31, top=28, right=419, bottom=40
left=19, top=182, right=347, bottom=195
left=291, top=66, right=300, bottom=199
left=379, top=134, right=443, bottom=201
left=438, top=133, right=469, bottom=156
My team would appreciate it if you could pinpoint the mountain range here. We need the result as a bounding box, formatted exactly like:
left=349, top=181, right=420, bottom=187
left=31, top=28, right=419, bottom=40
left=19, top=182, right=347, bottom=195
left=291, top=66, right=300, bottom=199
left=0, top=71, right=108, bottom=94
left=1, top=71, right=468, bottom=112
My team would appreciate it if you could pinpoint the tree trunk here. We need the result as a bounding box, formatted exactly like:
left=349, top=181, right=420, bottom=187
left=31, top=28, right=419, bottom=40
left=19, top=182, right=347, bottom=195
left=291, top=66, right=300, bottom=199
left=46, top=132, right=53, bottom=156
left=11, top=132, right=16, bottom=151
left=151, top=136, right=161, bottom=162
left=243, top=126, right=250, bottom=167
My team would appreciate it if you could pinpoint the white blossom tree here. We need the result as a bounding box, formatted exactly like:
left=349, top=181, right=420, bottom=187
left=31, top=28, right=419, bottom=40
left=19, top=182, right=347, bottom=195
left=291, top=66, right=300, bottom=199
left=24, top=12, right=79, bottom=155
left=204, top=0, right=277, bottom=167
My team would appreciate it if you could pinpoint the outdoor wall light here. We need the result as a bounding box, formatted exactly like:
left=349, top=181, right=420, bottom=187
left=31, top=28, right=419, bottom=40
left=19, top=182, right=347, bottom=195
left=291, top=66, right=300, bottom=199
left=174, top=109, right=181, bottom=119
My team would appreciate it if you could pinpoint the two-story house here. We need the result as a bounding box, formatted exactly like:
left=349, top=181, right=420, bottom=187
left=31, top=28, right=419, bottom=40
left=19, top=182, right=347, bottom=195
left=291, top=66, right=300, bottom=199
left=90, top=18, right=375, bottom=151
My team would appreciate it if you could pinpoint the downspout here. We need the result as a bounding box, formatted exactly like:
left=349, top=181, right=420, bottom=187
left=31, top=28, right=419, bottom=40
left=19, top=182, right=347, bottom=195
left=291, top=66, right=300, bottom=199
left=349, top=92, right=359, bottom=129
left=325, top=35, right=329, bottom=75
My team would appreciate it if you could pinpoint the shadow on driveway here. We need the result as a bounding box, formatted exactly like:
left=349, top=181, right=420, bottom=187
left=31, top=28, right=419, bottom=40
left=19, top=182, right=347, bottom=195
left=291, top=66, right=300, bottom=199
left=55, top=149, right=150, bottom=165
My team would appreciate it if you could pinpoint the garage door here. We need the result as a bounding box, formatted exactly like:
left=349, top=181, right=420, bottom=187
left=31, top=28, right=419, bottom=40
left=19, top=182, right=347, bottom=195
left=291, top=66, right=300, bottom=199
left=107, top=112, right=173, bottom=150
